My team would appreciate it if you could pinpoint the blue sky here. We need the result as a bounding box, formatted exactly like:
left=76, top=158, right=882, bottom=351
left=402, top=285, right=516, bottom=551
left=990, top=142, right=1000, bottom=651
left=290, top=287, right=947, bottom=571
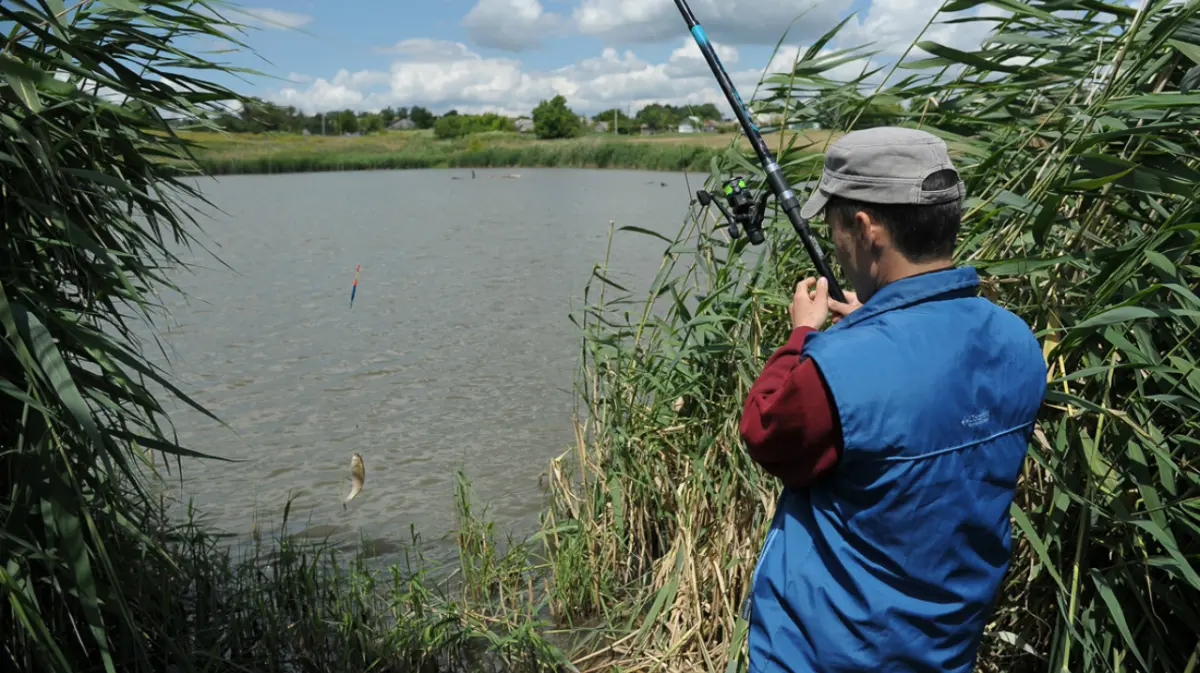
left=206, top=0, right=1009, bottom=118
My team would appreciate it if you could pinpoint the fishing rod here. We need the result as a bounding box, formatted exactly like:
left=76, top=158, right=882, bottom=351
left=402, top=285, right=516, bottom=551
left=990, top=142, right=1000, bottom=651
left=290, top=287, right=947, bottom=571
left=674, top=0, right=847, bottom=303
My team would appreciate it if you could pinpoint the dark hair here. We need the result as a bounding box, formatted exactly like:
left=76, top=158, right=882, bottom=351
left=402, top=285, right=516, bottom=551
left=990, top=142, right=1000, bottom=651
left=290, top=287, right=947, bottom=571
left=825, top=169, right=962, bottom=262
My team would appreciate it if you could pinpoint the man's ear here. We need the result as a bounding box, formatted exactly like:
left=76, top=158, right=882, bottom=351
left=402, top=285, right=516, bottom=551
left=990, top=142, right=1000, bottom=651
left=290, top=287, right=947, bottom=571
left=857, top=210, right=884, bottom=257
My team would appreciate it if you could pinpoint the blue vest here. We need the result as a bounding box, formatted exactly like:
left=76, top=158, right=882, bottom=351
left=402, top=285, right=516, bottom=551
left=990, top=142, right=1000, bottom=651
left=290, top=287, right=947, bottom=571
left=746, top=266, right=1046, bottom=673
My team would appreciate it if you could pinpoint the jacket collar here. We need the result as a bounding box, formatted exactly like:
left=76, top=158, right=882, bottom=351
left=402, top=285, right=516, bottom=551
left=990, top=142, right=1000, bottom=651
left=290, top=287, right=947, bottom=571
left=830, top=266, right=980, bottom=331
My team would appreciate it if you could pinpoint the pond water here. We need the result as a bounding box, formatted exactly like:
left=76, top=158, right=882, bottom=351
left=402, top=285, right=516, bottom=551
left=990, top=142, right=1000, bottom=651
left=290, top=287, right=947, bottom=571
left=146, top=167, right=709, bottom=565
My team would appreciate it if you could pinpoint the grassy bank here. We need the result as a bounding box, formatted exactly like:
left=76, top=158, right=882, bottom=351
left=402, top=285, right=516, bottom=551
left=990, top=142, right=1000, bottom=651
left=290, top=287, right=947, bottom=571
left=170, top=128, right=833, bottom=175
left=126, top=477, right=567, bottom=673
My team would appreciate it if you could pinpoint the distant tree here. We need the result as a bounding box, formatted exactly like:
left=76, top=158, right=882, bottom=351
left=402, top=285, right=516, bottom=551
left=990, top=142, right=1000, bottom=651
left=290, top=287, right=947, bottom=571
left=409, top=105, right=436, bottom=129
left=359, top=113, right=384, bottom=134
left=204, top=96, right=727, bottom=137
left=433, top=112, right=517, bottom=139
left=214, top=96, right=307, bottom=133
left=335, top=109, right=358, bottom=134
left=531, top=95, right=582, bottom=139
left=433, top=114, right=467, bottom=139
left=593, top=107, right=635, bottom=134
left=635, top=103, right=678, bottom=132
left=689, top=103, right=723, bottom=121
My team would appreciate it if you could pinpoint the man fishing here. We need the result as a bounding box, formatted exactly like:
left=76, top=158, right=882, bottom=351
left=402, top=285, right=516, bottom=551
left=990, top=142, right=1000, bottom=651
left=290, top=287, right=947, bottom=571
left=738, top=127, right=1047, bottom=673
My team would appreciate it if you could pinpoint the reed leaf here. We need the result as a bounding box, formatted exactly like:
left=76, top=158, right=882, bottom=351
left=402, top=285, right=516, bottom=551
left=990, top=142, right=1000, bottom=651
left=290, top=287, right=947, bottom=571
left=542, top=1, right=1200, bottom=671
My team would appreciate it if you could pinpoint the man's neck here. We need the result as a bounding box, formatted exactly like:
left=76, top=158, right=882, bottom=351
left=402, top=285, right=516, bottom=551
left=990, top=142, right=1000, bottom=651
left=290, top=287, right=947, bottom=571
left=878, top=257, right=955, bottom=287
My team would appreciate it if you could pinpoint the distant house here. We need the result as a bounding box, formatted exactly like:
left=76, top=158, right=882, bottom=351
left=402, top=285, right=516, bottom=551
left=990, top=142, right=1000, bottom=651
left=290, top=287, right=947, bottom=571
left=678, top=115, right=700, bottom=133
left=593, top=120, right=609, bottom=133
left=388, top=118, right=416, bottom=130
left=702, top=119, right=718, bottom=133
left=640, top=123, right=653, bottom=135
left=515, top=117, right=535, bottom=133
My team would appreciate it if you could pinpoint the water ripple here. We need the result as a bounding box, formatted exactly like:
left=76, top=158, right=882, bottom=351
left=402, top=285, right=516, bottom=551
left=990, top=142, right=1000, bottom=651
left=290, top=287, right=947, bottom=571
left=142, top=167, right=704, bottom=567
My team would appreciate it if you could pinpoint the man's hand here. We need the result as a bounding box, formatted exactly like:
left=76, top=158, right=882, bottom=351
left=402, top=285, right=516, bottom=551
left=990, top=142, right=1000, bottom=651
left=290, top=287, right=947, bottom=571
left=790, top=277, right=830, bottom=330
left=828, top=291, right=863, bottom=324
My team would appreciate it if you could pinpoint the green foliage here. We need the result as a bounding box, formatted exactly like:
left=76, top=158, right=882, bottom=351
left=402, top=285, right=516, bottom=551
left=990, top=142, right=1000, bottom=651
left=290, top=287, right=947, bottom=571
left=143, top=488, right=563, bottom=673
left=634, top=102, right=724, bottom=131
left=434, top=112, right=518, bottom=139
left=538, top=2, right=1200, bottom=672
left=213, top=99, right=419, bottom=135
left=593, top=107, right=636, bottom=134
left=186, top=137, right=721, bottom=175
left=0, top=1, right=247, bottom=671
left=211, top=96, right=729, bottom=138
left=531, top=95, right=583, bottom=139
left=409, top=105, right=437, bottom=129
left=0, top=2, right=564, bottom=673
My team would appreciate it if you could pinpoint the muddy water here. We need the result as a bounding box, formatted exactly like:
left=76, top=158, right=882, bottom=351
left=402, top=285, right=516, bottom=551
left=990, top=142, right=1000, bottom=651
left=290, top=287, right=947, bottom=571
left=146, top=167, right=707, bottom=565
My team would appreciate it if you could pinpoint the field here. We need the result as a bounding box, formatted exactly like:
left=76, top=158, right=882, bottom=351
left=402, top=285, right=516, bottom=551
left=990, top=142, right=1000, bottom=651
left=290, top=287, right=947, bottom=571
left=169, top=128, right=836, bottom=175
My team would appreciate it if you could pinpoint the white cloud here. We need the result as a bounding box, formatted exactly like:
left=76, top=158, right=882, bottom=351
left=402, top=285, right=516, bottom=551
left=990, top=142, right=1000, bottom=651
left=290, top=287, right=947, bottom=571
left=573, top=0, right=856, bottom=45
left=374, top=38, right=477, bottom=60
left=841, top=0, right=1010, bottom=58
left=332, top=68, right=390, bottom=89
left=261, top=1, right=1013, bottom=119
left=233, top=7, right=314, bottom=30
left=266, top=36, right=767, bottom=118
left=462, top=0, right=568, bottom=51
left=663, top=39, right=739, bottom=77
left=271, top=77, right=366, bottom=111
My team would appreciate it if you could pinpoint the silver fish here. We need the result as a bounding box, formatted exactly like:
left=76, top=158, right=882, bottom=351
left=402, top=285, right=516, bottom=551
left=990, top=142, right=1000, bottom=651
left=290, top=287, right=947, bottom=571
left=343, top=453, right=365, bottom=508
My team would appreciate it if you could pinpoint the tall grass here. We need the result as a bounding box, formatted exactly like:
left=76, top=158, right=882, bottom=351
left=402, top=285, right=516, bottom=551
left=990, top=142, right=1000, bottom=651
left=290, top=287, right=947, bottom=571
left=173, top=130, right=728, bottom=175
left=0, top=2, right=564, bottom=672
left=0, top=2, right=255, bottom=669
left=139, top=480, right=564, bottom=673
left=539, top=2, right=1200, bottom=672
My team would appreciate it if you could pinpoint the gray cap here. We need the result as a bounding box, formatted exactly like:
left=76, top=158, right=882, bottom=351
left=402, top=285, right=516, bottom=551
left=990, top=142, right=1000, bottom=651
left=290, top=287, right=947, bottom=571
left=799, top=126, right=966, bottom=220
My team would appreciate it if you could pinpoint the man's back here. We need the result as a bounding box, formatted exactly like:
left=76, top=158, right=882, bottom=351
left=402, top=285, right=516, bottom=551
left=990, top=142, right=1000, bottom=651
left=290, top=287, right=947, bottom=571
left=746, top=267, right=1046, bottom=673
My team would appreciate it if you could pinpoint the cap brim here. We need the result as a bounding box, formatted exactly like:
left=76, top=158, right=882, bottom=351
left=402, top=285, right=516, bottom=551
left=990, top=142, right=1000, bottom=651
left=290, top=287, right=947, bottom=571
left=799, top=189, right=828, bottom=221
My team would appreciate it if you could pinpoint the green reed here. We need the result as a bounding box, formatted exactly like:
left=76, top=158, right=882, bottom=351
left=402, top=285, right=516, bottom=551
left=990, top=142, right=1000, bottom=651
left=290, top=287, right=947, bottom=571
left=0, top=2, right=566, bottom=671
left=178, top=133, right=723, bottom=175
left=538, top=2, right=1200, bottom=672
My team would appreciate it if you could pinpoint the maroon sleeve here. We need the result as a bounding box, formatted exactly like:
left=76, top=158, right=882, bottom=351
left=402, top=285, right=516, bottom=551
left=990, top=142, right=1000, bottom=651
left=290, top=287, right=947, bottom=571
left=739, top=326, right=842, bottom=489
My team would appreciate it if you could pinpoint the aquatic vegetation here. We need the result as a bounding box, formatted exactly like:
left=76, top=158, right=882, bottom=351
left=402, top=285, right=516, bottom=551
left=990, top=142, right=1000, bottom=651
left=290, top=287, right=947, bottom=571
left=169, top=130, right=729, bottom=174
left=539, top=3, right=1200, bottom=672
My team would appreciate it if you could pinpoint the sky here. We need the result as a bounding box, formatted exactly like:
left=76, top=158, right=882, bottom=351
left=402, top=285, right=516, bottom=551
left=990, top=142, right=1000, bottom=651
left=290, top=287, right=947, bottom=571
left=204, top=0, right=1018, bottom=119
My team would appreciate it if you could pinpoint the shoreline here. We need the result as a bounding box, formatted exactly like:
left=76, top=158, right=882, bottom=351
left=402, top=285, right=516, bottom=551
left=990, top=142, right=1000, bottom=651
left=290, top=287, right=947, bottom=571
left=169, top=128, right=828, bottom=177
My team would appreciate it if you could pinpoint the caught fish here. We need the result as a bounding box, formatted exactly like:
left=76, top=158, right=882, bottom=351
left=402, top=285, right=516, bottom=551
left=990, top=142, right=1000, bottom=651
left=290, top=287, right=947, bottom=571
left=344, top=453, right=365, bottom=508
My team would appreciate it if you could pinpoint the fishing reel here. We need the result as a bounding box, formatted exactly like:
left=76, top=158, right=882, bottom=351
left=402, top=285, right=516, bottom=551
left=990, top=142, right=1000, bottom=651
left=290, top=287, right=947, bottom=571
left=695, top=176, right=769, bottom=245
